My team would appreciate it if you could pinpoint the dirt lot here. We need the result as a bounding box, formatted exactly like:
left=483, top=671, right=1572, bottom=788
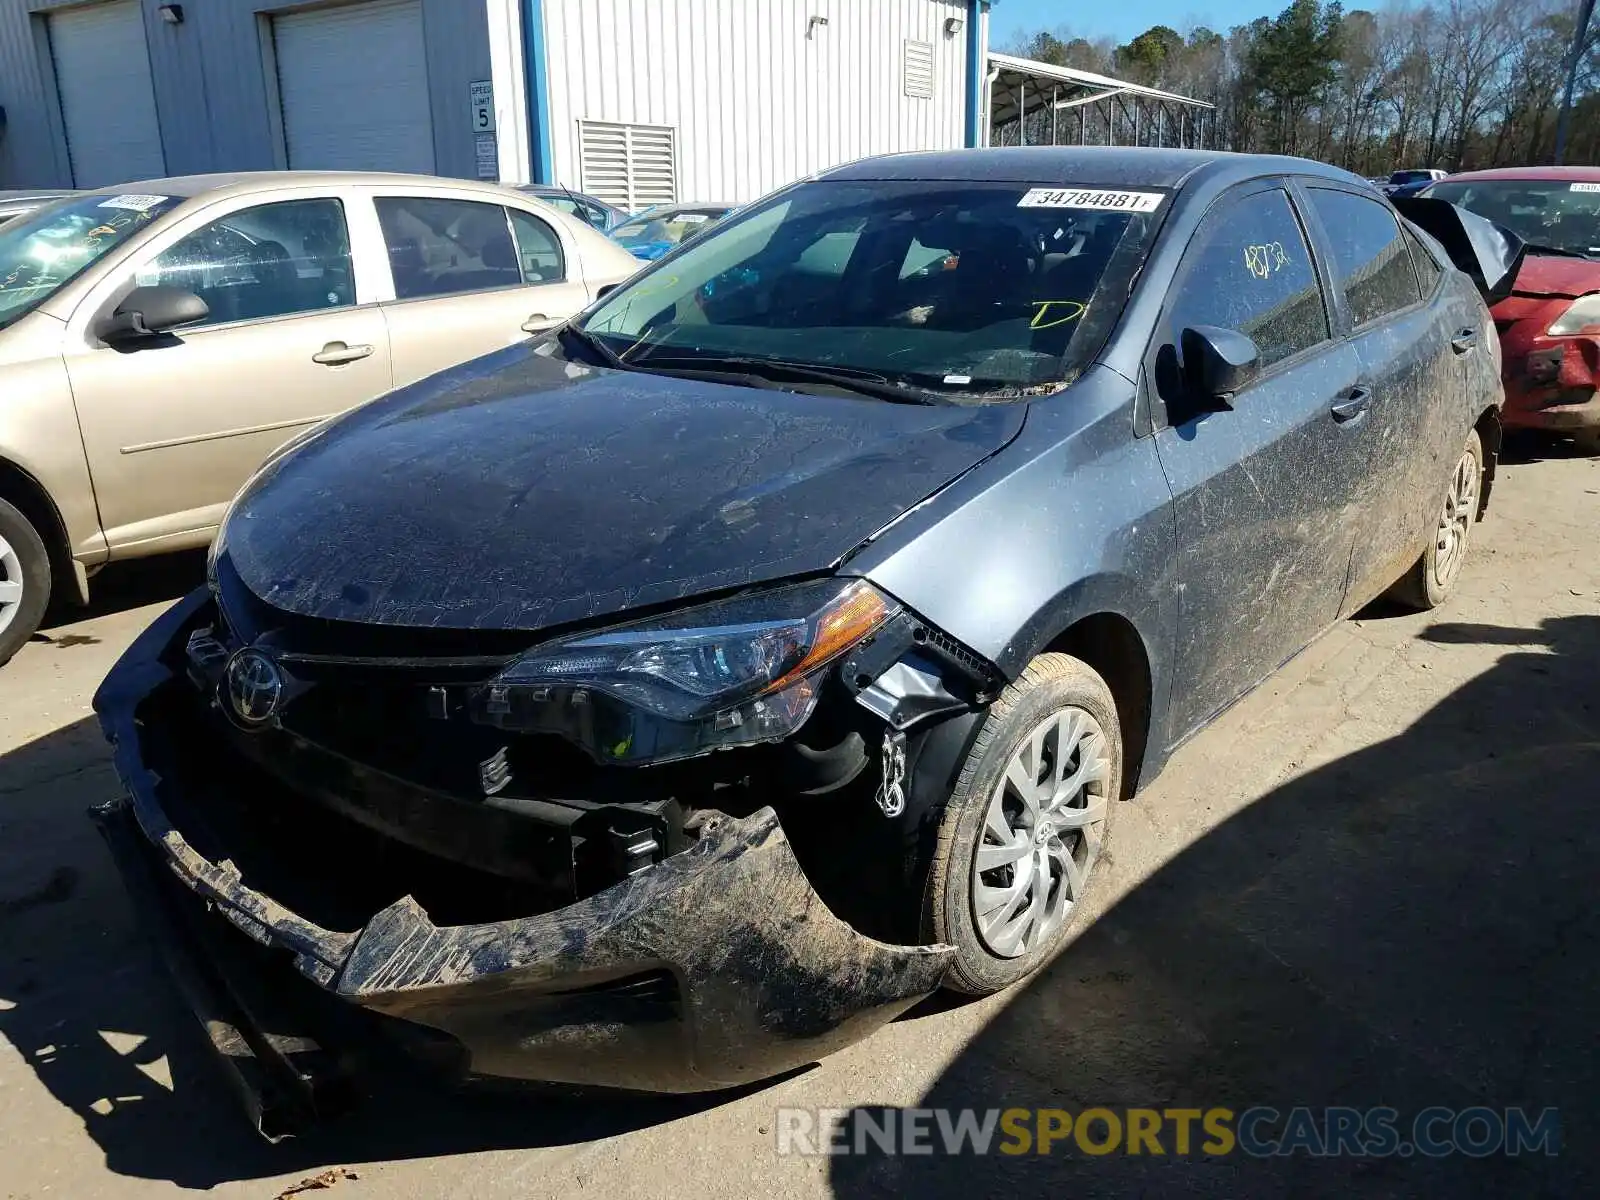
left=1, top=437, right=1596, bottom=1199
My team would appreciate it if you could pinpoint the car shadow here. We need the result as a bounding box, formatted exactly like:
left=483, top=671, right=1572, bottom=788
left=36, top=550, right=206, bottom=636
left=1497, top=428, right=1594, bottom=466
left=828, top=614, right=1599, bottom=1197
left=0, top=715, right=768, bottom=1187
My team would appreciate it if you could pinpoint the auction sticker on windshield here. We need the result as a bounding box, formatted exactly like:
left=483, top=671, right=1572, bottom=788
left=1570, top=183, right=1600, bottom=193
left=98, top=194, right=169, bottom=212
left=1018, top=188, right=1164, bottom=212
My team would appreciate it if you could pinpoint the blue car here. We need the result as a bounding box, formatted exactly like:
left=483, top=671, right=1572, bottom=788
left=611, top=202, right=734, bottom=260
left=1383, top=169, right=1447, bottom=199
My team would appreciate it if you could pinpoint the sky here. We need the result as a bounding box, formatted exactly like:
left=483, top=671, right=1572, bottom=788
left=988, top=0, right=1283, bottom=49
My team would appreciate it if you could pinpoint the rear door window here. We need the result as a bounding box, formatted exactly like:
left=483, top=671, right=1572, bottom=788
left=375, top=196, right=527, bottom=301
left=1166, top=187, right=1330, bottom=370
left=1305, top=188, right=1422, bottom=328
left=1402, top=224, right=1443, bottom=298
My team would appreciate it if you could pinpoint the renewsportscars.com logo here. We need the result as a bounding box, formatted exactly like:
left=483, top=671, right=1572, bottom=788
left=774, top=1106, right=1561, bottom=1158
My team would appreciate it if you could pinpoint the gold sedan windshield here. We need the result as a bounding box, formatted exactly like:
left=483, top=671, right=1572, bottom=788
left=0, top=192, right=182, bottom=328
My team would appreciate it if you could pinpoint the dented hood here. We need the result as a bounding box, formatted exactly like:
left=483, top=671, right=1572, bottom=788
left=1504, top=253, right=1600, bottom=300
left=224, top=343, right=1024, bottom=631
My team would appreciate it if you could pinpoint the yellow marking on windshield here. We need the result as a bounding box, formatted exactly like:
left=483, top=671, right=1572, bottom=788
left=1029, top=299, right=1087, bottom=329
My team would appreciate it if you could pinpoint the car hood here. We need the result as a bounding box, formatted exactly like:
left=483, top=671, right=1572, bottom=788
left=1505, top=254, right=1600, bottom=301
left=224, top=342, right=1025, bottom=632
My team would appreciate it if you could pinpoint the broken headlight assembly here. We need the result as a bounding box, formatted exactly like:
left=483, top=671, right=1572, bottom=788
left=471, top=579, right=897, bottom=765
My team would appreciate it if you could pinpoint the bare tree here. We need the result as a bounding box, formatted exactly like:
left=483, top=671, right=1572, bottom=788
left=1001, top=0, right=1589, bottom=171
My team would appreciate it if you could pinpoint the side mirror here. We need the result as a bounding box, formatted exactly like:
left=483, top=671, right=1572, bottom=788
left=97, top=285, right=209, bottom=345
left=1180, top=325, right=1261, bottom=409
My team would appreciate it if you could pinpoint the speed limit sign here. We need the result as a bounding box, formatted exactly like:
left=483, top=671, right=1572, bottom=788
left=470, top=81, right=495, bottom=133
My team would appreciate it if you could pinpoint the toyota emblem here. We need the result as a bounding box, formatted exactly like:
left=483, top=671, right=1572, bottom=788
left=223, top=648, right=284, bottom=727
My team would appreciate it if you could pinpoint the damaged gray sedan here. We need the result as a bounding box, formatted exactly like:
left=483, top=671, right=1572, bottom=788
left=93, top=147, right=1509, bottom=1137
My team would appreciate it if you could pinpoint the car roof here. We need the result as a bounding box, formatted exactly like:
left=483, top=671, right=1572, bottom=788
left=1434, top=165, right=1600, bottom=184
left=66, top=170, right=541, bottom=201
left=818, top=147, right=1371, bottom=192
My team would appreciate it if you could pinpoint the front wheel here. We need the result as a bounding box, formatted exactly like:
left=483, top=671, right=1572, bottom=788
left=1388, top=428, right=1484, bottom=612
left=923, top=653, right=1122, bottom=996
left=0, top=497, right=51, bottom=668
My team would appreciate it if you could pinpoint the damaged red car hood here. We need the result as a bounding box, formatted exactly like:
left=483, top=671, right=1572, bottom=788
left=222, top=342, right=1025, bottom=632
left=1506, top=254, right=1600, bottom=300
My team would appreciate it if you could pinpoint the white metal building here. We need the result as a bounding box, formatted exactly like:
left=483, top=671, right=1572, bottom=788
left=0, top=0, right=991, bottom=205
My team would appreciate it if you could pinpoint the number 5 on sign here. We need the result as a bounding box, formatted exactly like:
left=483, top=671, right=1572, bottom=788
left=470, top=81, right=495, bottom=133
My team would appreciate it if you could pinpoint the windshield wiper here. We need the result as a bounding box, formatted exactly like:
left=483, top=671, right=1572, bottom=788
left=628, top=353, right=945, bottom=405
left=558, top=323, right=629, bottom=370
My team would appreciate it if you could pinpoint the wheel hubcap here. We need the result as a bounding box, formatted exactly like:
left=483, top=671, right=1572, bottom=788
left=1433, top=449, right=1479, bottom=588
left=0, top=532, right=23, bottom=638
left=971, top=706, right=1111, bottom=958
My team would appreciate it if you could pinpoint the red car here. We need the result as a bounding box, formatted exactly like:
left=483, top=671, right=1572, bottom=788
left=1426, top=166, right=1600, bottom=453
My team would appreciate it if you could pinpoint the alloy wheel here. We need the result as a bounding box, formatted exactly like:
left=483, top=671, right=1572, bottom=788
left=971, top=706, right=1111, bottom=958
left=1433, top=448, right=1480, bottom=590
left=0, top=531, right=23, bottom=638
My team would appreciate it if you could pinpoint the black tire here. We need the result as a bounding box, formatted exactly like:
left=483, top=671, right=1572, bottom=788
left=924, top=652, right=1123, bottom=996
left=1388, top=428, right=1484, bottom=612
left=0, top=496, right=51, bottom=668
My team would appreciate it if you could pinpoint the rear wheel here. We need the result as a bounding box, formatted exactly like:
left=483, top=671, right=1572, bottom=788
left=0, top=497, right=51, bottom=667
left=1388, top=428, right=1484, bottom=611
left=924, top=652, right=1122, bottom=996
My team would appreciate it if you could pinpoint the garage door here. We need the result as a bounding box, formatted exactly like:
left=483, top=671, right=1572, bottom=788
left=273, top=0, right=436, bottom=174
left=50, top=1, right=165, bottom=188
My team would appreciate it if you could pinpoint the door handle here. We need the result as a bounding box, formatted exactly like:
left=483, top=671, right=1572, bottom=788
left=1331, top=386, right=1374, bottom=422
left=521, top=313, right=554, bottom=333
left=1450, top=327, right=1479, bottom=355
left=312, top=341, right=374, bottom=366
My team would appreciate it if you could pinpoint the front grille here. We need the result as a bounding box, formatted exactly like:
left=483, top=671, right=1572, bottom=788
left=141, top=682, right=573, bottom=928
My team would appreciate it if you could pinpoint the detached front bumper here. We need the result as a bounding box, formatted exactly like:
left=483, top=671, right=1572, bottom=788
left=93, top=590, right=952, bottom=1133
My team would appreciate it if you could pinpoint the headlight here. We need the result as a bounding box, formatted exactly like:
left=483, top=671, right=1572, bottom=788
left=472, top=579, right=896, bottom=765
left=1548, top=293, right=1600, bottom=336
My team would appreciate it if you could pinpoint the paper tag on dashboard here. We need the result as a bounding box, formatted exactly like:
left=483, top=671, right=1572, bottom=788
left=1018, top=188, right=1165, bottom=212
left=98, top=194, right=169, bottom=212
left=1570, top=182, right=1600, bottom=193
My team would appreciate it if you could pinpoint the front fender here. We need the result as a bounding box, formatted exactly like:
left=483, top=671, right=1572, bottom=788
left=848, top=373, right=1177, bottom=763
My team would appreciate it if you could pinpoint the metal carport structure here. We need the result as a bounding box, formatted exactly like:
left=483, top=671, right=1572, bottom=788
left=986, top=52, right=1214, bottom=150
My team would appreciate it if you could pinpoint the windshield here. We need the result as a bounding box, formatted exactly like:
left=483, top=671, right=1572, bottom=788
left=613, top=208, right=728, bottom=249
left=1425, top=179, right=1600, bottom=257
left=0, top=191, right=182, bottom=329
left=1391, top=171, right=1436, bottom=186
left=579, top=180, right=1165, bottom=393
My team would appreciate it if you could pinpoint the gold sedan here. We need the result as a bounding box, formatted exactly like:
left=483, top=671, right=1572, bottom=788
left=0, top=171, right=641, bottom=663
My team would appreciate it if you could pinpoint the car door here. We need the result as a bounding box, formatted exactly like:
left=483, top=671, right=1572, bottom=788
left=1298, top=184, right=1459, bottom=612
left=1148, top=182, right=1367, bottom=738
left=370, top=193, right=591, bottom=389
left=63, top=193, right=392, bottom=552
